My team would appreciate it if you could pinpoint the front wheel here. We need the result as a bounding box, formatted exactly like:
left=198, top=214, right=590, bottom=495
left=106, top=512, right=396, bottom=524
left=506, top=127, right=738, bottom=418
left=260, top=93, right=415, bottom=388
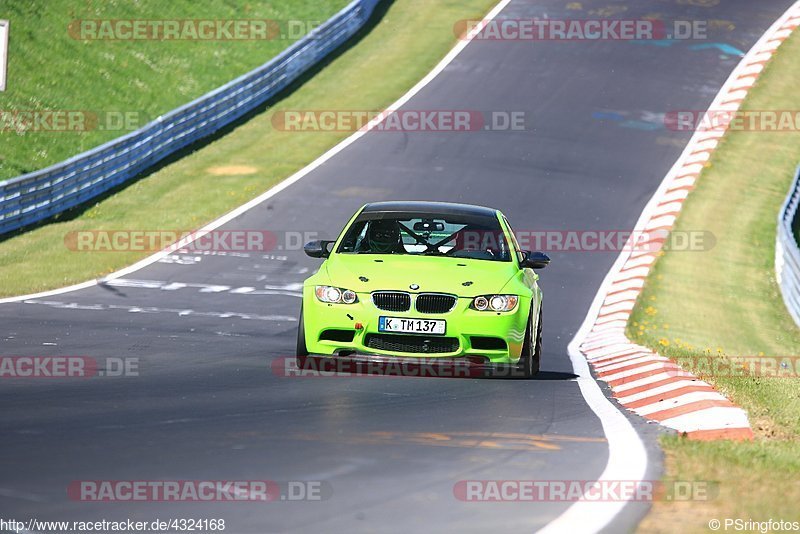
left=296, top=304, right=308, bottom=360
left=518, top=307, right=542, bottom=378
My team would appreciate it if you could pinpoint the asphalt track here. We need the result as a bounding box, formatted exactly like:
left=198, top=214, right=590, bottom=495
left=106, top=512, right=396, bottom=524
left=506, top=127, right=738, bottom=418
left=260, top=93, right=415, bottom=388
left=0, top=1, right=794, bottom=532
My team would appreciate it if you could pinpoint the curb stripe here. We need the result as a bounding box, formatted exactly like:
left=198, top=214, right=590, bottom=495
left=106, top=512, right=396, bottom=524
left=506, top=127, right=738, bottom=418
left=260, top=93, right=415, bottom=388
left=607, top=366, right=681, bottom=388
left=635, top=392, right=729, bottom=416
left=612, top=372, right=695, bottom=393
left=616, top=380, right=708, bottom=403
left=570, top=1, right=800, bottom=443
left=645, top=400, right=735, bottom=421
left=595, top=354, right=660, bottom=369
left=596, top=359, right=670, bottom=377
left=624, top=385, right=718, bottom=409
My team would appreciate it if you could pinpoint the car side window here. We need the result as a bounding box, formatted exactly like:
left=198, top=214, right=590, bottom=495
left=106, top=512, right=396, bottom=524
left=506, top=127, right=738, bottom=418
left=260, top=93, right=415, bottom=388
left=503, top=217, right=525, bottom=265
left=339, top=221, right=368, bottom=252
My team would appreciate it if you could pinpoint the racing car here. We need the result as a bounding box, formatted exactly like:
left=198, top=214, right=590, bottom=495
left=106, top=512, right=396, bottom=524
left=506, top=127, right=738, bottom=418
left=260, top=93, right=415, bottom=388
left=296, top=201, right=549, bottom=377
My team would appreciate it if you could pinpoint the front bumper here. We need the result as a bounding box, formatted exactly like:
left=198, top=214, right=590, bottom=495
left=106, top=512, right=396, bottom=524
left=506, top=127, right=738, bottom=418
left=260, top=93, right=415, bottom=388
left=302, top=287, right=530, bottom=365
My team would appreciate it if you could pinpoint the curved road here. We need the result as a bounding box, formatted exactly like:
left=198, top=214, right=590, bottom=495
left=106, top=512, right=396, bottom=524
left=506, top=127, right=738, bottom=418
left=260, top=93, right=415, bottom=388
left=0, top=0, right=792, bottom=532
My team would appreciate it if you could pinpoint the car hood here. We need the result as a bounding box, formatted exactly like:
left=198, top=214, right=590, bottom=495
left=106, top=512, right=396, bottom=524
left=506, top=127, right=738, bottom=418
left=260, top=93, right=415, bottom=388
left=322, top=254, right=518, bottom=297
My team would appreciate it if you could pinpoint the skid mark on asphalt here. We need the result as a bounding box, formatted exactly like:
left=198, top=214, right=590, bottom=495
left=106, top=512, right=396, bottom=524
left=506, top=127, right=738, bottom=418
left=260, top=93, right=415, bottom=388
left=289, top=431, right=606, bottom=452
left=158, top=251, right=290, bottom=265
left=20, top=300, right=296, bottom=322
left=226, top=261, right=307, bottom=284
left=100, top=278, right=302, bottom=297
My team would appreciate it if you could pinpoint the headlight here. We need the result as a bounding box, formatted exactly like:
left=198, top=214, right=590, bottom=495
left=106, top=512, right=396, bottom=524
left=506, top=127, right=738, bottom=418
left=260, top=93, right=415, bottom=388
left=315, top=285, right=358, bottom=304
left=471, top=294, right=518, bottom=312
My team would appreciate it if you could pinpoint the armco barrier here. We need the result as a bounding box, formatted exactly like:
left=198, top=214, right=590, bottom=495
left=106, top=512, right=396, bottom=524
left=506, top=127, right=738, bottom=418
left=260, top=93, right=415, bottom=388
left=777, top=165, right=800, bottom=327
left=0, top=0, right=380, bottom=235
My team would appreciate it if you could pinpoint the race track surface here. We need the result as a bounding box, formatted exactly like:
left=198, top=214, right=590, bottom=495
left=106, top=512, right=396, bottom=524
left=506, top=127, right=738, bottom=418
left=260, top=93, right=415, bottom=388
left=0, top=1, right=792, bottom=532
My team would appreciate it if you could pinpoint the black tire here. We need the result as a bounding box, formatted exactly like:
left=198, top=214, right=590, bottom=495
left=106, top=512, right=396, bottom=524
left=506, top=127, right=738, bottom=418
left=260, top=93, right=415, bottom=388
left=518, top=306, right=541, bottom=378
left=296, top=304, right=308, bottom=362
left=532, top=307, right=542, bottom=375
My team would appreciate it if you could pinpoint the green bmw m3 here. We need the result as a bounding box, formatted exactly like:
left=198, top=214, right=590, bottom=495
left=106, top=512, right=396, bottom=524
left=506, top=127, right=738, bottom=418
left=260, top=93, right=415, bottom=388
left=296, top=201, right=549, bottom=377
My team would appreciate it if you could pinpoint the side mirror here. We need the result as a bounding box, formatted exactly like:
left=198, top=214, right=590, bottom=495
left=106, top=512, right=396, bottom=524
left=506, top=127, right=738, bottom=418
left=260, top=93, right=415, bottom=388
left=304, top=240, right=333, bottom=259
left=521, top=251, right=550, bottom=270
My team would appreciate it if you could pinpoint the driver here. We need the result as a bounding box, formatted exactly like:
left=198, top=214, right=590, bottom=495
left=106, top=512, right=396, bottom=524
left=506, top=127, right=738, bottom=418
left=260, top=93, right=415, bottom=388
left=366, top=219, right=404, bottom=253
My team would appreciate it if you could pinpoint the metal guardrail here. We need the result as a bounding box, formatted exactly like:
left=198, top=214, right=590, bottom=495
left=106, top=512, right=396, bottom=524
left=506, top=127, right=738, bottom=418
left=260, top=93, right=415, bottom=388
left=0, top=0, right=381, bottom=235
left=777, top=165, right=800, bottom=328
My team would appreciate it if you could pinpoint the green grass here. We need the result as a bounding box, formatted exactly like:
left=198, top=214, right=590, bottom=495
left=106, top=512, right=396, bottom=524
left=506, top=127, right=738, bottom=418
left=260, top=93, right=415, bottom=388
left=638, top=437, right=800, bottom=533
left=628, top=26, right=800, bottom=533
left=0, top=0, right=350, bottom=180
left=0, top=0, right=498, bottom=295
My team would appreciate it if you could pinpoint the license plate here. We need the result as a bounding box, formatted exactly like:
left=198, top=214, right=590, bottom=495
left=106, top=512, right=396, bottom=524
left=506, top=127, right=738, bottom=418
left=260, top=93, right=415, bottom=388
left=378, top=316, right=446, bottom=335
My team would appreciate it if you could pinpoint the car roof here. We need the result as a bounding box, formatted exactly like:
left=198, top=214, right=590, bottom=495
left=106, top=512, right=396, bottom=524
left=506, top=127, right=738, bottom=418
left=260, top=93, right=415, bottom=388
left=361, top=201, right=500, bottom=219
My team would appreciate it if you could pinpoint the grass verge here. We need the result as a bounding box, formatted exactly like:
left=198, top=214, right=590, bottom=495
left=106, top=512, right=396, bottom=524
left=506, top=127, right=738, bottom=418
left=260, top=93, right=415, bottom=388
left=631, top=27, right=800, bottom=533
left=0, top=0, right=498, bottom=296
left=0, top=0, right=349, bottom=180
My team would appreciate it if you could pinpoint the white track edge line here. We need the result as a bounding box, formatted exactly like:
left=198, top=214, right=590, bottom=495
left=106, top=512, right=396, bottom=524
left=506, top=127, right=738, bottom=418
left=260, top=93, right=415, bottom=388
left=537, top=255, right=649, bottom=534
left=538, top=1, right=800, bottom=531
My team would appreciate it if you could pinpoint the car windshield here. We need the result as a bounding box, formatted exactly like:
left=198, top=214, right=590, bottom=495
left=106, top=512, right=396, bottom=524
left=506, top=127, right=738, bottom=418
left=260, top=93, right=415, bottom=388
left=337, top=213, right=511, bottom=262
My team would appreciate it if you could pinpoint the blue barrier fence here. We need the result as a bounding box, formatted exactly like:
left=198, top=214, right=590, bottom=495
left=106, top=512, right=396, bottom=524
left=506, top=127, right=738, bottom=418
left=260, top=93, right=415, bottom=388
left=777, top=165, right=800, bottom=328
left=0, top=0, right=380, bottom=235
